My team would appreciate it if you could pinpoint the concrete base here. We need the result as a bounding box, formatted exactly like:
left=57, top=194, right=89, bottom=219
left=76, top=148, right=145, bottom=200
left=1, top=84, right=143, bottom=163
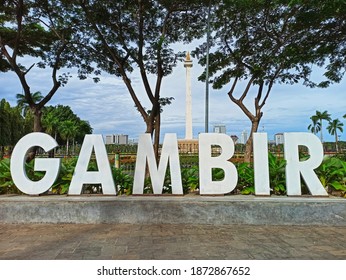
left=0, top=195, right=345, bottom=226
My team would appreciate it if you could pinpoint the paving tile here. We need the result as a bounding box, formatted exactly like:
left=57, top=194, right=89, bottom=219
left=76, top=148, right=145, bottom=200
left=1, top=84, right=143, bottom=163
left=1, top=224, right=346, bottom=259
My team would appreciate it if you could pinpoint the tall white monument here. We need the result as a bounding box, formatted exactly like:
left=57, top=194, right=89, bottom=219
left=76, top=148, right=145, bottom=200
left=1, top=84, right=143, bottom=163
left=184, top=51, right=193, bottom=139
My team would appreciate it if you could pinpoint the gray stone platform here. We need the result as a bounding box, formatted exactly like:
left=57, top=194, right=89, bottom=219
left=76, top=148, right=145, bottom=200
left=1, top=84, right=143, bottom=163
left=0, top=194, right=345, bottom=226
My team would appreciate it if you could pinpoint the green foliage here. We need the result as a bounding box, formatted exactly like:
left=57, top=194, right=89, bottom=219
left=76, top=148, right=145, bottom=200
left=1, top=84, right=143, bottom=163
left=51, top=157, right=78, bottom=194
left=25, top=160, right=45, bottom=182
left=1, top=0, right=84, bottom=139
left=0, top=158, right=18, bottom=194
left=111, top=167, right=133, bottom=195
left=235, top=154, right=286, bottom=195
left=212, top=168, right=225, bottom=181
left=181, top=166, right=199, bottom=194
left=0, top=157, right=48, bottom=194
left=0, top=98, right=93, bottom=149
left=0, top=99, right=28, bottom=146
left=142, top=169, right=173, bottom=194
left=311, top=110, right=331, bottom=143
left=315, top=156, right=346, bottom=194
left=268, top=153, right=286, bottom=195
left=42, top=105, right=93, bottom=145
left=236, top=162, right=255, bottom=195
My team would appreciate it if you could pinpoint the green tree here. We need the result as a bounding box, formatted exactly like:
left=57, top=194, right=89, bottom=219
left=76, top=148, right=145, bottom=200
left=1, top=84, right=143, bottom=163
left=327, top=118, right=344, bottom=153
left=312, top=110, right=331, bottom=143
left=196, top=0, right=346, bottom=162
left=59, top=120, right=79, bottom=156
left=308, top=115, right=321, bottom=135
left=9, top=105, right=25, bottom=145
left=0, top=0, right=80, bottom=159
left=42, top=110, right=59, bottom=140
left=0, top=99, right=12, bottom=146
left=42, top=105, right=92, bottom=144
left=0, top=99, right=26, bottom=146
left=69, top=0, right=207, bottom=159
left=16, top=91, right=43, bottom=117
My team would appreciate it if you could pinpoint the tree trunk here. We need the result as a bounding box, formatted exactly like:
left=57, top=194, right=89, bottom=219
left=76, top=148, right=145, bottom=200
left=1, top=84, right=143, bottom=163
left=26, top=108, right=43, bottom=162
left=153, top=112, right=161, bottom=163
left=66, top=139, right=70, bottom=156
left=145, top=115, right=160, bottom=161
left=33, top=109, right=43, bottom=133
left=72, top=138, right=75, bottom=155
left=335, top=134, right=339, bottom=153
left=244, top=119, right=260, bottom=163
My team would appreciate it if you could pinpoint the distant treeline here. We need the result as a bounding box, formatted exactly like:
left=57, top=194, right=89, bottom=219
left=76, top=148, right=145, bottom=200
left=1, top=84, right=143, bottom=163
left=0, top=98, right=92, bottom=147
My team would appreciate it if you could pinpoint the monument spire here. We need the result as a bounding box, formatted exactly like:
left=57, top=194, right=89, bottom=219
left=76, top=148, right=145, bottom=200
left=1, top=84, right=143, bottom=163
left=184, top=51, right=193, bottom=139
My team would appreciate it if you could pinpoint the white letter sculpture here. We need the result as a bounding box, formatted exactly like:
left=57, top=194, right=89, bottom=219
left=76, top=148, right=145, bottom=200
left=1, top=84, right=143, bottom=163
left=253, top=133, right=270, bottom=195
left=68, top=135, right=116, bottom=195
left=199, top=133, right=238, bottom=195
left=10, top=132, right=60, bottom=195
left=133, top=133, right=183, bottom=194
left=284, top=132, right=327, bottom=196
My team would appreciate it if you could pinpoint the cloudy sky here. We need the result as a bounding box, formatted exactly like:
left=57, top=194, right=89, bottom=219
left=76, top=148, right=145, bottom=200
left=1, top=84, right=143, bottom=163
left=1, top=42, right=345, bottom=143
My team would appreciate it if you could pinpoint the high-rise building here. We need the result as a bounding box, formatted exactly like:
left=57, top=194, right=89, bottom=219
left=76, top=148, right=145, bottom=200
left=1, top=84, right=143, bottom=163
left=240, top=130, right=248, bottom=144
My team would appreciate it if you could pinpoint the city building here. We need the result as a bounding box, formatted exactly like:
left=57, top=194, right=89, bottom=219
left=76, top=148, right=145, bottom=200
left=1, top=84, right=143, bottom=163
left=240, top=130, right=248, bottom=144
left=213, top=124, right=226, bottom=134
left=275, top=133, right=284, bottom=145
left=105, top=134, right=129, bottom=145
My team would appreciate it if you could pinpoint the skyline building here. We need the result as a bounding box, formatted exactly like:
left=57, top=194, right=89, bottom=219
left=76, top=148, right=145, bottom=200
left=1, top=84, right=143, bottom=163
left=213, top=124, right=226, bottom=134
left=275, top=133, right=284, bottom=145
left=240, top=130, right=248, bottom=144
left=105, top=134, right=129, bottom=145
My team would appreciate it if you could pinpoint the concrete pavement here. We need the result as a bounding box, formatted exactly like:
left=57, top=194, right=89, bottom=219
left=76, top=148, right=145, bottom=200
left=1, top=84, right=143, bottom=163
left=1, top=195, right=346, bottom=260
left=1, top=223, right=346, bottom=260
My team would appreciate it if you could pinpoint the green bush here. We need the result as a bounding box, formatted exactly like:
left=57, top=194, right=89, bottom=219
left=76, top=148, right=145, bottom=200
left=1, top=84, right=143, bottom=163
left=236, top=162, right=255, bottom=195
left=315, top=156, right=346, bottom=195
left=268, top=153, right=286, bottom=195
left=181, top=166, right=199, bottom=194
left=51, top=157, right=78, bottom=194
left=112, top=166, right=133, bottom=195
left=0, top=158, right=17, bottom=194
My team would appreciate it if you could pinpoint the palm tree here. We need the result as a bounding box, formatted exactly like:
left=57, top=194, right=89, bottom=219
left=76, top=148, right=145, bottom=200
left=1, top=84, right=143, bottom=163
left=42, top=111, right=59, bottom=140
left=42, top=111, right=60, bottom=157
left=313, top=110, right=331, bottom=143
left=327, top=119, right=344, bottom=153
left=59, top=120, right=79, bottom=156
left=308, top=115, right=321, bottom=135
left=16, top=91, right=43, bottom=117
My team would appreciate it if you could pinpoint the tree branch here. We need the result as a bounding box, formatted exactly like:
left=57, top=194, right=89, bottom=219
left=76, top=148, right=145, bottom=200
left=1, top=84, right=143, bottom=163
left=239, top=76, right=255, bottom=103
left=136, top=0, right=155, bottom=105
left=12, top=0, right=24, bottom=61
left=228, top=76, right=255, bottom=120
left=259, top=66, right=282, bottom=109
left=24, top=63, right=35, bottom=75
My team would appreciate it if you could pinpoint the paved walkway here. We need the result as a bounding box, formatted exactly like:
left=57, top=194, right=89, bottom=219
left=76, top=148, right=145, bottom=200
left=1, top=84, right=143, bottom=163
left=1, top=223, right=346, bottom=259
